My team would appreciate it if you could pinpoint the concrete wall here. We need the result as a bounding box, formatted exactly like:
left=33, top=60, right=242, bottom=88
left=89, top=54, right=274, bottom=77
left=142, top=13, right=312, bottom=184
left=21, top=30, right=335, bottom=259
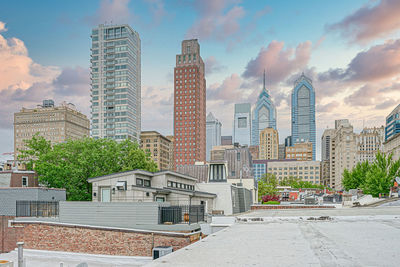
left=0, top=188, right=66, bottom=216
left=196, top=183, right=233, bottom=215
left=58, top=201, right=161, bottom=227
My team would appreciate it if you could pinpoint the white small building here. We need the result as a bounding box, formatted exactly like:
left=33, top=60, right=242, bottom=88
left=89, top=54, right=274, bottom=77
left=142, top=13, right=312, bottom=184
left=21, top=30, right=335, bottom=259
left=88, top=170, right=216, bottom=213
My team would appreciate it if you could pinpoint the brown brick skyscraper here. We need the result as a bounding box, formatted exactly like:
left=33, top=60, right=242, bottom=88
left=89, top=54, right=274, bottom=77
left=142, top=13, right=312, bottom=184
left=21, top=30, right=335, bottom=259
left=173, top=39, right=206, bottom=168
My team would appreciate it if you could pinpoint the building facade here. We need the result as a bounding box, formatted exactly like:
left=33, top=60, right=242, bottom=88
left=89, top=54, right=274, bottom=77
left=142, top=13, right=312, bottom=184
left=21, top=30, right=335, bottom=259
left=251, top=72, right=277, bottom=146
left=385, top=104, right=400, bottom=141
left=249, top=145, right=259, bottom=160
left=278, top=144, right=285, bottom=160
left=90, top=24, right=141, bottom=142
left=285, top=142, right=313, bottom=161
left=356, top=127, right=384, bottom=164
left=258, top=128, right=279, bottom=160
left=321, top=129, right=335, bottom=187
left=267, top=160, right=321, bottom=185
left=291, top=73, right=316, bottom=160
left=173, top=39, right=206, bottom=167
left=140, top=131, right=172, bottom=171
left=206, top=112, right=222, bottom=161
left=221, top=136, right=233, bottom=146
left=384, top=133, right=400, bottom=161
left=233, top=103, right=252, bottom=146
left=14, top=100, right=90, bottom=159
left=165, top=135, right=175, bottom=170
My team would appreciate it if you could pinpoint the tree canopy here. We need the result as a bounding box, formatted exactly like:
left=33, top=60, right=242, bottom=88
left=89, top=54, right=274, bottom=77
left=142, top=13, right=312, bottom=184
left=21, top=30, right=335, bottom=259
left=341, top=151, right=400, bottom=197
left=19, top=135, right=158, bottom=200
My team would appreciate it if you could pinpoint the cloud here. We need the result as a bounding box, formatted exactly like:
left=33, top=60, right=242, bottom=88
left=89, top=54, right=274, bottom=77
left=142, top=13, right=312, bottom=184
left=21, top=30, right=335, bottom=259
left=242, top=40, right=312, bottom=85
left=185, top=0, right=245, bottom=42
left=326, top=0, right=400, bottom=44
left=144, top=0, right=167, bottom=26
left=255, top=5, right=271, bottom=18
left=0, top=28, right=90, bottom=131
left=0, top=21, right=7, bottom=32
left=207, top=74, right=244, bottom=104
left=85, top=0, right=132, bottom=25
left=375, top=99, right=398, bottom=110
left=204, top=56, right=227, bottom=76
left=317, top=101, right=340, bottom=113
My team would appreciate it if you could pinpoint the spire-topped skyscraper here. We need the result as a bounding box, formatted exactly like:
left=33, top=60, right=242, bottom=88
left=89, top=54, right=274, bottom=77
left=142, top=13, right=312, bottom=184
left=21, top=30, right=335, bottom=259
left=251, top=70, right=277, bottom=146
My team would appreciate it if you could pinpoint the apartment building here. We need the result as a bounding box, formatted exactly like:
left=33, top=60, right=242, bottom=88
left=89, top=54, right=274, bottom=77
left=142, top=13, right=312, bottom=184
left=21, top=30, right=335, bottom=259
left=140, top=131, right=172, bottom=171
left=258, top=128, right=279, bottom=160
left=267, top=160, right=321, bottom=185
left=285, top=142, right=313, bottom=161
left=14, top=100, right=89, bottom=159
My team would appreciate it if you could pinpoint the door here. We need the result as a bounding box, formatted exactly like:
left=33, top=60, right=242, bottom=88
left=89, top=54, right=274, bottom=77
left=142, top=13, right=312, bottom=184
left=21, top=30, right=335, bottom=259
left=101, top=188, right=111, bottom=202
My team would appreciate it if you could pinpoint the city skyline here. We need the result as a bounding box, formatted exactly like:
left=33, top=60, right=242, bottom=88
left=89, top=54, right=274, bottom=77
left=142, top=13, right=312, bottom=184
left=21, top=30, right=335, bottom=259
left=1, top=0, right=400, bottom=161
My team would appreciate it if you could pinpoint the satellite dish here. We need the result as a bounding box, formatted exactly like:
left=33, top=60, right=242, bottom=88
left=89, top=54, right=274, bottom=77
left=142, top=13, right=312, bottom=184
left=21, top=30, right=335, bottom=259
left=396, top=177, right=400, bottom=184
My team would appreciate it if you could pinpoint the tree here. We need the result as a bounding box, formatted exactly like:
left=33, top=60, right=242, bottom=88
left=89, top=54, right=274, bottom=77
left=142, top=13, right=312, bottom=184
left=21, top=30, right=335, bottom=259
left=258, top=173, right=279, bottom=202
left=362, top=152, right=400, bottom=197
left=342, top=161, right=370, bottom=191
left=279, top=176, right=324, bottom=189
left=19, top=136, right=158, bottom=201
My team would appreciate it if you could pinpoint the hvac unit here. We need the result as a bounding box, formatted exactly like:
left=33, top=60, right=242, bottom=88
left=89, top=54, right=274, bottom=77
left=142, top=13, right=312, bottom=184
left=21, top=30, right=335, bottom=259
left=153, top=246, right=173, bottom=259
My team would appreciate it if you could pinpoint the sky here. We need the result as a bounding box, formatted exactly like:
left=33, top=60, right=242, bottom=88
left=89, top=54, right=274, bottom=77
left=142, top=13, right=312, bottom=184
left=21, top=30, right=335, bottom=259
left=0, top=0, right=400, bottom=160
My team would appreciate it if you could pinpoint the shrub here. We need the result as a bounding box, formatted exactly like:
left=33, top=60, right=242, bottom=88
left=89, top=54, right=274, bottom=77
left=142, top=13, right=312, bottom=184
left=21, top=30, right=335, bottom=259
left=262, top=194, right=280, bottom=203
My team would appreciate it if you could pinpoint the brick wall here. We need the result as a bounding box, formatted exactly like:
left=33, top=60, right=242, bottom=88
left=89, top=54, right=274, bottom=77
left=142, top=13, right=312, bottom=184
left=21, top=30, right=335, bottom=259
left=11, top=222, right=200, bottom=257
left=0, top=216, right=20, bottom=253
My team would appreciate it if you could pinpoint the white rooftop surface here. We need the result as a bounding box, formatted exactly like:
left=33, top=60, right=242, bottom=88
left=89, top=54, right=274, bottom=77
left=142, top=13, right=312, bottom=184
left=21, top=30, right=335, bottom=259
left=0, top=249, right=151, bottom=267
left=148, top=206, right=400, bottom=267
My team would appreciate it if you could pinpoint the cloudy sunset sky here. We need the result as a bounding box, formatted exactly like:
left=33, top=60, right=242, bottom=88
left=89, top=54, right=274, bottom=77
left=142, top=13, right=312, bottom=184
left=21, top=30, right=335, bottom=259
left=1, top=0, right=400, bottom=159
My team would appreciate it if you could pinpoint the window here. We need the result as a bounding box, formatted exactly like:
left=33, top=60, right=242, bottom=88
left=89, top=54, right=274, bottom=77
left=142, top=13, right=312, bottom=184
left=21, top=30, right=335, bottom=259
left=22, top=176, right=28, bottom=187
left=237, top=152, right=241, bottom=161
left=238, top=117, right=247, bottom=128
left=144, top=180, right=151, bottom=187
left=136, top=178, right=143, bottom=186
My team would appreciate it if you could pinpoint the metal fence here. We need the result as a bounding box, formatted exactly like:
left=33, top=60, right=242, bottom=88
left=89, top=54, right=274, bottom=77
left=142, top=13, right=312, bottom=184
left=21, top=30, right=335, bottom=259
left=159, top=205, right=205, bottom=224
left=16, top=201, right=59, bottom=217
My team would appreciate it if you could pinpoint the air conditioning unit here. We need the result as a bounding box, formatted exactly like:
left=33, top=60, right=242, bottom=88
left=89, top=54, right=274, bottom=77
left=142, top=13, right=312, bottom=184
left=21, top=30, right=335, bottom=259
left=0, top=260, right=14, bottom=267
left=153, top=246, right=173, bottom=260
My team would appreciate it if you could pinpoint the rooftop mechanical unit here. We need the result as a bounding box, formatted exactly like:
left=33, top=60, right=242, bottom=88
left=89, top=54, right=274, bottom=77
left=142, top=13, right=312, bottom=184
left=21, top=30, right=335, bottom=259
left=153, top=246, right=173, bottom=260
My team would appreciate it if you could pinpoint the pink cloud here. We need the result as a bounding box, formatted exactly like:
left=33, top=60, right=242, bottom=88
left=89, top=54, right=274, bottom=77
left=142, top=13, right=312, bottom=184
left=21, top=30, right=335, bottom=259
left=0, top=21, right=7, bottom=32
left=207, top=74, right=244, bottom=104
left=85, top=0, right=132, bottom=25
left=185, top=0, right=245, bottom=42
left=204, top=56, right=227, bottom=76
left=327, top=0, right=400, bottom=44
left=242, top=40, right=312, bottom=85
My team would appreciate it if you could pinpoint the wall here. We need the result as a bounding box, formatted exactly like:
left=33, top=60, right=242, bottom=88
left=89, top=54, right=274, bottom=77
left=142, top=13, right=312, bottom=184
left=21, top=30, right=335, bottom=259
left=0, top=188, right=66, bottom=216
left=58, top=201, right=161, bottom=227
left=196, top=183, right=233, bottom=215
left=11, top=221, right=200, bottom=257
left=9, top=172, right=38, bottom=187
left=0, top=216, right=19, bottom=253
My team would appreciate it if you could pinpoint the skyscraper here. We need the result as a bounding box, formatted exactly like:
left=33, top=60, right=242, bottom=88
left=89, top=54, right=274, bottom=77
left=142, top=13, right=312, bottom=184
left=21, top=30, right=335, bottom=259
left=233, top=103, right=252, bottom=146
left=173, top=39, right=206, bottom=167
left=291, top=73, right=316, bottom=160
left=206, top=112, right=222, bottom=161
left=385, top=104, right=400, bottom=141
left=90, top=24, right=141, bottom=142
left=251, top=71, right=277, bottom=146
left=258, top=128, right=279, bottom=160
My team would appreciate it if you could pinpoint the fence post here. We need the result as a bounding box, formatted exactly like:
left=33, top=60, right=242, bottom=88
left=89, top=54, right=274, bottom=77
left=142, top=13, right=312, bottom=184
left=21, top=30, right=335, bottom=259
left=17, top=242, right=24, bottom=267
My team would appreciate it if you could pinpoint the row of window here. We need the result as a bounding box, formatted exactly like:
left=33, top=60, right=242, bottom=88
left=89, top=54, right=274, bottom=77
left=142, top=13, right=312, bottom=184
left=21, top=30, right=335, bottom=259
left=167, top=180, right=195, bottom=191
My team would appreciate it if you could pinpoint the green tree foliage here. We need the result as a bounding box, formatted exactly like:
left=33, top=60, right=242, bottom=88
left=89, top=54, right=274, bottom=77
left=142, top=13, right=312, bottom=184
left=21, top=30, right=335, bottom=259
left=342, top=161, right=370, bottom=190
left=257, top=173, right=278, bottom=202
left=341, top=151, right=400, bottom=197
left=19, top=136, right=158, bottom=201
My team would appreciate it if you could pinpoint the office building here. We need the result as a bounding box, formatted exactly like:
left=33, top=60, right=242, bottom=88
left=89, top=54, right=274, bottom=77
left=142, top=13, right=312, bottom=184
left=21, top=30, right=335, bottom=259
left=140, top=131, right=172, bottom=171
left=221, top=136, right=233, bottom=146
left=14, top=100, right=89, bottom=159
left=278, top=144, right=285, bottom=160
left=385, top=104, right=400, bottom=141
left=90, top=24, right=141, bottom=142
left=384, top=133, right=400, bottom=161
left=206, top=112, right=222, bottom=161
left=258, top=128, right=279, bottom=160
left=356, top=127, right=384, bottom=164
left=285, top=142, right=313, bottom=161
left=173, top=39, right=206, bottom=167
left=251, top=71, right=277, bottom=146
left=233, top=103, right=252, bottom=146
left=267, top=160, right=321, bottom=185
left=291, top=73, right=316, bottom=160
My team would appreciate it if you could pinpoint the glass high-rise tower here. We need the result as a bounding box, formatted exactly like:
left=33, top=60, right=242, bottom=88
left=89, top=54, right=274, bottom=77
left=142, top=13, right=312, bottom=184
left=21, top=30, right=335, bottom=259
left=291, top=73, right=316, bottom=160
left=90, top=24, right=141, bottom=142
